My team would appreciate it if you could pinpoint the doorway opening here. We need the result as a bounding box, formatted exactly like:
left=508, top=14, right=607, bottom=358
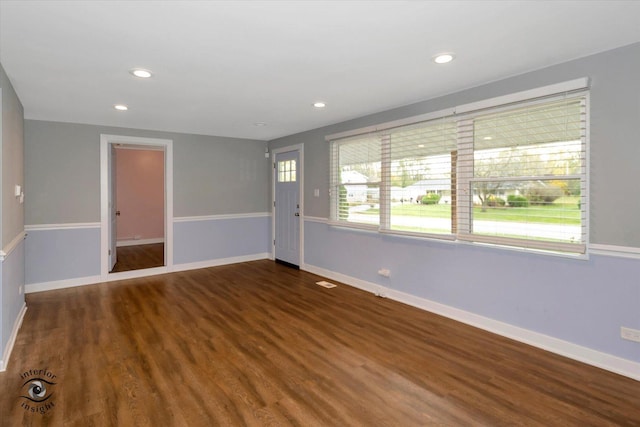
left=111, top=146, right=165, bottom=272
left=100, top=135, right=173, bottom=279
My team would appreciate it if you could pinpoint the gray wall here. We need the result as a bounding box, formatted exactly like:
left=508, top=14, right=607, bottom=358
left=270, top=42, right=640, bottom=249
left=0, top=61, right=26, bottom=368
left=25, top=120, right=271, bottom=225
left=1, top=63, right=24, bottom=247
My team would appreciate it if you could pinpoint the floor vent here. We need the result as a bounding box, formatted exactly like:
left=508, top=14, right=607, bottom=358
left=316, top=281, right=337, bottom=289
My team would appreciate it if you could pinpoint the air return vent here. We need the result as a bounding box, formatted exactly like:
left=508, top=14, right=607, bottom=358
left=316, top=281, right=337, bottom=289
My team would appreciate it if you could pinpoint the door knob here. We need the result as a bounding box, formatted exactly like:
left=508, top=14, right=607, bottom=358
left=294, top=212, right=300, bottom=216
left=116, top=210, right=121, bottom=216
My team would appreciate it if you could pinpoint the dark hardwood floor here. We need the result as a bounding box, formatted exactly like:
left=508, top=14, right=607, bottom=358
left=111, top=243, right=164, bottom=273
left=1, top=260, right=638, bottom=426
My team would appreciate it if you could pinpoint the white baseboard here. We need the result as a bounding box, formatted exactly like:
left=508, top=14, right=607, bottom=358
left=0, top=303, right=27, bottom=372
left=26, top=268, right=173, bottom=293
left=302, top=263, right=640, bottom=382
left=26, top=275, right=104, bottom=294
left=25, top=253, right=271, bottom=294
left=106, top=266, right=169, bottom=281
left=116, top=238, right=164, bottom=247
left=172, top=253, right=270, bottom=272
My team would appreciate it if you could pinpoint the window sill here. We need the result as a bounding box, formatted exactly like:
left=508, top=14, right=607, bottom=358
left=326, top=220, right=588, bottom=259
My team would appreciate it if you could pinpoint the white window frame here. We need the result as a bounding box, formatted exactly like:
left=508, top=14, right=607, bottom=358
left=327, top=78, right=590, bottom=255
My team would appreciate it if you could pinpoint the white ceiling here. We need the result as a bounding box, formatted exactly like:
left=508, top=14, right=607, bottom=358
left=1, top=1, right=639, bottom=141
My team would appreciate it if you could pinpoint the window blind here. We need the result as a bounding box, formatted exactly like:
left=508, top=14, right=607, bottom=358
left=457, top=96, right=587, bottom=252
left=328, top=84, right=588, bottom=254
left=330, top=133, right=381, bottom=226
left=383, top=118, right=457, bottom=236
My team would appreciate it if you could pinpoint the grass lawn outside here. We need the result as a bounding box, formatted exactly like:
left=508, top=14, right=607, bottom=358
left=361, top=196, right=580, bottom=225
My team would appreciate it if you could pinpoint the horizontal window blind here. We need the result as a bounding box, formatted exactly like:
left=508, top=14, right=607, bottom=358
left=458, top=97, right=586, bottom=252
left=330, top=134, right=381, bottom=226
left=329, top=87, right=588, bottom=254
left=384, top=118, right=457, bottom=235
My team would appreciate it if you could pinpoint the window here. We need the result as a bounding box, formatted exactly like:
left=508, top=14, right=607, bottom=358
left=278, top=159, right=297, bottom=182
left=460, top=98, right=586, bottom=251
left=329, top=82, right=588, bottom=254
left=330, top=134, right=381, bottom=226
left=387, top=119, right=457, bottom=235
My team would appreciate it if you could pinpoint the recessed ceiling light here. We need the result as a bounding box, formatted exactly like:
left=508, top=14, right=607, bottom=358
left=130, top=68, right=153, bottom=78
left=114, top=104, right=128, bottom=111
left=253, top=122, right=267, bottom=127
left=418, top=144, right=425, bottom=148
left=483, top=136, right=493, bottom=140
left=313, top=102, right=326, bottom=108
left=433, top=53, right=455, bottom=64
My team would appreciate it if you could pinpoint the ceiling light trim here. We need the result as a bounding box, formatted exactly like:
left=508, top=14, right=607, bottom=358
left=130, top=68, right=153, bottom=78
left=433, top=53, right=455, bottom=64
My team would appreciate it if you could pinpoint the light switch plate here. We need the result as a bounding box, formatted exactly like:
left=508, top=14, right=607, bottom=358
left=621, top=327, right=640, bottom=343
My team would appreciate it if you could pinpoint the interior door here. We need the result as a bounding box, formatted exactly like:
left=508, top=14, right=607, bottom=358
left=109, top=144, right=117, bottom=271
left=275, top=150, right=300, bottom=267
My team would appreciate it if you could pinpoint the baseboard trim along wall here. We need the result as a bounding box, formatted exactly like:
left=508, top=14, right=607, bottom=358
left=26, top=274, right=104, bottom=294
left=0, top=303, right=27, bottom=372
left=302, top=263, right=640, bottom=382
left=25, top=253, right=270, bottom=294
left=171, top=253, right=270, bottom=272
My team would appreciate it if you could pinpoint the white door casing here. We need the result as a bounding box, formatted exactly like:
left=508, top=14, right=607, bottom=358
left=109, top=144, right=117, bottom=271
left=100, top=134, right=173, bottom=279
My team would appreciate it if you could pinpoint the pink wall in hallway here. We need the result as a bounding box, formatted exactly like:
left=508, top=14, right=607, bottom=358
left=115, top=148, right=164, bottom=241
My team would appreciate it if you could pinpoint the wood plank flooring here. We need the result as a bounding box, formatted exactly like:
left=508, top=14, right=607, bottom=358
left=1, top=260, right=639, bottom=426
left=111, top=243, right=164, bottom=273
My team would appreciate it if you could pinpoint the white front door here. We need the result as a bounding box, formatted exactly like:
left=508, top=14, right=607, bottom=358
left=275, top=150, right=300, bottom=267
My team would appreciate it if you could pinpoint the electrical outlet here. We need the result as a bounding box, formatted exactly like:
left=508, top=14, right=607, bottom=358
left=378, top=268, right=391, bottom=277
left=621, top=327, right=640, bottom=343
